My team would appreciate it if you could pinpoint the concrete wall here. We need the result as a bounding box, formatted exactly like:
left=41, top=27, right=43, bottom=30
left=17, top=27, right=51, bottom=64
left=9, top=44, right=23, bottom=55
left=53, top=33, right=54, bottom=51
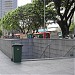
left=0, top=39, right=33, bottom=59
left=0, top=39, right=12, bottom=58
left=0, top=38, right=75, bottom=59
left=33, top=39, right=75, bottom=58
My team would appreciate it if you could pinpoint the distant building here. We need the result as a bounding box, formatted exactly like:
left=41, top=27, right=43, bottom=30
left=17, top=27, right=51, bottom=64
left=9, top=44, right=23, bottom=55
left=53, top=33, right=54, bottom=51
left=0, top=0, right=17, bottom=19
left=46, top=20, right=61, bottom=38
left=46, top=20, right=61, bottom=32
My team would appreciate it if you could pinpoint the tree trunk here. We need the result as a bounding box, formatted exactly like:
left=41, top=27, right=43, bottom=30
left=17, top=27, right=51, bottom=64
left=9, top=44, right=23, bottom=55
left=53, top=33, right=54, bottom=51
left=57, top=20, right=69, bottom=38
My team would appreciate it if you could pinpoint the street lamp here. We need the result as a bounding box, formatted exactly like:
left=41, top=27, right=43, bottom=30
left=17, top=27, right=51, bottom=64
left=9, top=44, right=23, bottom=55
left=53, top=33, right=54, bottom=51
left=44, top=0, right=45, bottom=32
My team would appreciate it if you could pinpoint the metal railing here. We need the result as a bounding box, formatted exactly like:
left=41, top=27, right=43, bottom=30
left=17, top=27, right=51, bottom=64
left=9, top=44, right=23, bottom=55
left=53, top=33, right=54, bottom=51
left=40, top=44, right=50, bottom=58
left=64, top=45, right=75, bottom=57
left=40, top=44, right=75, bottom=58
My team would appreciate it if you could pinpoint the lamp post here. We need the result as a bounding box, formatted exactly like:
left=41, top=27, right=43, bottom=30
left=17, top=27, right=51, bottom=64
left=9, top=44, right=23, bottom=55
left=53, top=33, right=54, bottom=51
left=44, top=0, right=45, bottom=32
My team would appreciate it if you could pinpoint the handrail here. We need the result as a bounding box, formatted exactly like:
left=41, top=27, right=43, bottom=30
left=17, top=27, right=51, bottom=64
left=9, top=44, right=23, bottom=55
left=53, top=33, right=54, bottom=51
left=40, top=44, right=50, bottom=58
left=64, top=45, right=75, bottom=57
left=41, top=45, right=75, bottom=58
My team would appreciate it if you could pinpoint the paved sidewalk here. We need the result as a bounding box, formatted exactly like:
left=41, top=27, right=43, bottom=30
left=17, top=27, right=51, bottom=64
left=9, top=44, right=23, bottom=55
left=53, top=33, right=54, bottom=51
left=0, top=50, right=75, bottom=75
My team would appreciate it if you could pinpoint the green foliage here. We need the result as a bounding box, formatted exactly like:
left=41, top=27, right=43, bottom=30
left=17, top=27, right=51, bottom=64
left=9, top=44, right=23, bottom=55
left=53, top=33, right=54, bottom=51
left=0, top=11, right=19, bottom=30
left=0, top=29, right=2, bottom=37
left=69, top=23, right=75, bottom=32
left=0, top=0, right=56, bottom=34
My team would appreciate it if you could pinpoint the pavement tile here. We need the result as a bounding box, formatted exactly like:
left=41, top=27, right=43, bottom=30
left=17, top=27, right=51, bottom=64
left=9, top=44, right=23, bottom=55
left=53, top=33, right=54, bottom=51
left=0, top=50, right=74, bottom=75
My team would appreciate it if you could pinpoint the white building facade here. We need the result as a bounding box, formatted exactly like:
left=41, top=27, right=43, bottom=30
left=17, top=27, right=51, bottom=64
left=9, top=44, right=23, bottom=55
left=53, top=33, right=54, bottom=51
left=0, top=0, right=17, bottom=19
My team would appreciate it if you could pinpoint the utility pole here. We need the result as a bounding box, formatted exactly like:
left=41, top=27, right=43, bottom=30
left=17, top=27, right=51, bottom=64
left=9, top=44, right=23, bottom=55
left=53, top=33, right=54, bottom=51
left=44, top=0, right=45, bottom=32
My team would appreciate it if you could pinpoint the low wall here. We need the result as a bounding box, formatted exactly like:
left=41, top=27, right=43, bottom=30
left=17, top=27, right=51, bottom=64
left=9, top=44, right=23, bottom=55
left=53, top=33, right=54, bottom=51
left=0, top=39, right=33, bottom=59
left=0, top=39, right=12, bottom=58
left=0, top=38, right=75, bottom=59
left=33, top=39, right=75, bottom=58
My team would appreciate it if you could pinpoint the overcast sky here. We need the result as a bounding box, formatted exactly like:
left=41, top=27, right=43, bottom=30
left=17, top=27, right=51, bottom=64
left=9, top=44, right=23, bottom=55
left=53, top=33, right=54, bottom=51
left=17, top=0, right=31, bottom=6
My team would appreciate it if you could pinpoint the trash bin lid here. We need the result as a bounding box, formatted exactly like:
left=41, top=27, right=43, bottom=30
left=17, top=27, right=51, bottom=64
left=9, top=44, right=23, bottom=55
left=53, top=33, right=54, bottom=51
left=12, top=43, right=23, bottom=47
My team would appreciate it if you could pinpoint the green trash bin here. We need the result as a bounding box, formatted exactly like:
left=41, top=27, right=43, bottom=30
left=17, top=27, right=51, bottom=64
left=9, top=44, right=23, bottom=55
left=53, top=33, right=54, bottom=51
left=12, top=44, right=23, bottom=63
left=27, top=33, right=33, bottom=38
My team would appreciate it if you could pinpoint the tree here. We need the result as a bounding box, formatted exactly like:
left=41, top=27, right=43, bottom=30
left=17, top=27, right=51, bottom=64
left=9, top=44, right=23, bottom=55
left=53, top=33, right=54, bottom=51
left=0, top=11, right=19, bottom=33
left=28, top=0, right=57, bottom=31
left=69, top=23, right=75, bottom=32
left=0, top=7, right=28, bottom=34
left=0, top=0, right=56, bottom=34
left=47, top=0, right=75, bottom=38
left=0, top=29, right=2, bottom=37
